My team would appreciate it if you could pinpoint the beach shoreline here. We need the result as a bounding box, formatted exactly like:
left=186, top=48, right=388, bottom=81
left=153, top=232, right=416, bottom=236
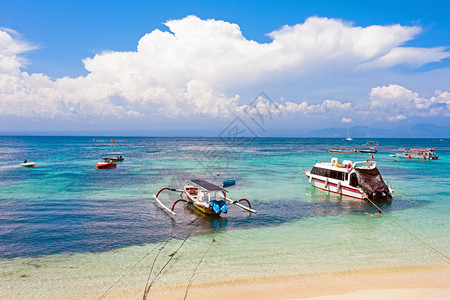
left=75, top=266, right=450, bottom=299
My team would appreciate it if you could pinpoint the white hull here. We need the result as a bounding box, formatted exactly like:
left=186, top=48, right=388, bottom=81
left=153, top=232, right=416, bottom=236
left=306, top=172, right=365, bottom=199
left=21, top=162, right=36, bottom=167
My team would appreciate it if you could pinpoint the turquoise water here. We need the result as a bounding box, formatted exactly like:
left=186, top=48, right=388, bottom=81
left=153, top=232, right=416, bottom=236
left=0, top=137, right=449, bottom=297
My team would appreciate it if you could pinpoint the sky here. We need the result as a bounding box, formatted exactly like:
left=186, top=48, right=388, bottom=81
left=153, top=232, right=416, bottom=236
left=1, top=0, right=449, bottom=136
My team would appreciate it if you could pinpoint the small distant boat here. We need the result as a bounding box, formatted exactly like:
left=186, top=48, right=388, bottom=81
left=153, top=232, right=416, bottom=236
left=21, top=162, right=36, bottom=168
left=344, top=127, right=353, bottom=141
left=304, top=157, right=393, bottom=200
left=396, top=148, right=438, bottom=160
left=366, top=141, right=379, bottom=146
left=223, top=178, right=236, bottom=187
left=329, top=147, right=356, bottom=153
left=102, top=153, right=124, bottom=162
left=358, top=148, right=378, bottom=153
left=96, top=162, right=117, bottom=169
left=154, top=179, right=255, bottom=216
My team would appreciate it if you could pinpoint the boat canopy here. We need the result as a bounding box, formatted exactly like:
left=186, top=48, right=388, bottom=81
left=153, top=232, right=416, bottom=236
left=190, top=179, right=227, bottom=192
left=354, top=167, right=390, bottom=198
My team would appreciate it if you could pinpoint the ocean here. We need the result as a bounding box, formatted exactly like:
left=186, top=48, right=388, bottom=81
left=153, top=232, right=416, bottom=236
left=0, top=136, right=449, bottom=298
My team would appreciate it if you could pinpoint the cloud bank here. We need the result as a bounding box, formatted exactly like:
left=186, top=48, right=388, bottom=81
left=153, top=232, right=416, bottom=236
left=0, top=15, right=449, bottom=124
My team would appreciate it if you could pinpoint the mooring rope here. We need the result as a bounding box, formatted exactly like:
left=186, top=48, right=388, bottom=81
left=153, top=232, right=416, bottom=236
left=98, top=241, right=164, bottom=300
left=142, top=239, right=172, bottom=299
left=393, top=190, right=426, bottom=207
left=183, top=218, right=222, bottom=300
left=142, top=217, right=200, bottom=299
left=366, top=198, right=450, bottom=263
left=389, top=187, right=449, bottom=215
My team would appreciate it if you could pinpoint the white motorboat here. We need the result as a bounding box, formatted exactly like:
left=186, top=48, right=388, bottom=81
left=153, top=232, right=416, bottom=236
left=304, top=158, right=393, bottom=200
left=21, top=162, right=36, bottom=167
left=396, top=148, right=438, bottom=160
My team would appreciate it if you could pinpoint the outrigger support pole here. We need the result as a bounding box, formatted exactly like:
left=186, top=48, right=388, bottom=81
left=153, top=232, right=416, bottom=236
left=154, top=187, right=184, bottom=216
left=156, top=187, right=183, bottom=198
left=219, top=195, right=257, bottom=214
left=172, top=199, right=188, bottom=211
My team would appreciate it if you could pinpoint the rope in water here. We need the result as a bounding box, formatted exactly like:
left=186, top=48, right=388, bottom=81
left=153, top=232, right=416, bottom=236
left=98, top=241, right=164, bottom=300
left=142, top=217, right=200, bottom=299
left=366, top=198, right=450, bottom=263
left=391, top=187, right=448, bottom=215
left=393, top=190, right=426, bottom=207
left=183, top=238, right=216, bottom=300
left=142, top=239, right=172, bottom=300
left=183, top=218, right=222, bottom=300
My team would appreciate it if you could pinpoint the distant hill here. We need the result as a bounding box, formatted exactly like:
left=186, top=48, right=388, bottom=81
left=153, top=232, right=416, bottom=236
left=1, top=123, right=449, bottom=138
left=302, top=123, right=450, bottom=138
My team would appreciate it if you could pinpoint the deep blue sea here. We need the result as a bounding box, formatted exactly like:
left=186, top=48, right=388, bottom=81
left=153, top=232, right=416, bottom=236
left=0, top=136, right=449, bottom=298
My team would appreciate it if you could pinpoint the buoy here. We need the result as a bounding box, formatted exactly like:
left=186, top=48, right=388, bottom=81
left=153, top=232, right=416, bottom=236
left=217, top=173, right=220, bottom=176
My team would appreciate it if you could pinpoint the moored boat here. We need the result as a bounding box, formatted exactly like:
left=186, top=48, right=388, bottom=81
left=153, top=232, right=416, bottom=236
left=102, top=153, right=124, bottom=162
left=396, top=148, right=438, bottom=160
left=96, top=162, right=117, bottom=169
left=21, top=162, right=36, bottom=167
left=223, top=178, right=236, bottom=187
left=304, top=158, right=393, bottom=200
left=154, top=179, right=255, bottom=216
left=329, top=146, right=356, bottom=153
left=343, top=127, right=353, bottom=141
left=358, top=148, right=378, bottom=153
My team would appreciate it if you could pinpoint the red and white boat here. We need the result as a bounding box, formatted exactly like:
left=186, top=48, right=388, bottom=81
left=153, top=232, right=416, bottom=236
left=304, top=158, right=393, bottom=200
left=96, top=162, right=117, bottom=169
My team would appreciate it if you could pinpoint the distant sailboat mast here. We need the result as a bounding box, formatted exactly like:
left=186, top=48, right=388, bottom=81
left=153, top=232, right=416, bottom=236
left=345, top=126, right=353, bottom=141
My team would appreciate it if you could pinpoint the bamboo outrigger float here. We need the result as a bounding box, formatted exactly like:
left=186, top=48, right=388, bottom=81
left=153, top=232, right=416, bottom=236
left=154, top=179, right=256, bottom=216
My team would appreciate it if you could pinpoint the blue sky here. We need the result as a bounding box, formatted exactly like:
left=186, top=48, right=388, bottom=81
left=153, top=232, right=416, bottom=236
left=1, top=0, right=449, bottom=135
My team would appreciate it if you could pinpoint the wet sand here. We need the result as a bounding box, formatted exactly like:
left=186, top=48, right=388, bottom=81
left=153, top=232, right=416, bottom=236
left=72, top=266, right=450, bottom=299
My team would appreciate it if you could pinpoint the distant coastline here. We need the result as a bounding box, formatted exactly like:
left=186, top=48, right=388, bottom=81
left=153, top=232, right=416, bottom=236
left=0, top=122, right=449, bottom=138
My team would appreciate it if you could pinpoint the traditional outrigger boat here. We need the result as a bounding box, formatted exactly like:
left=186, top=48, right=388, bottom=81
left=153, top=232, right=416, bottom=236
left=102, top=153, right=124, bottom=162
left=154, top=179, right=256, bottom=216
left=304, top=158, right=393, bottom=200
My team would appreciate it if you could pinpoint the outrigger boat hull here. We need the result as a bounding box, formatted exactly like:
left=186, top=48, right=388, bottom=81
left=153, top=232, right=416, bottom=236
left=154, top=179, right=256, bottom=216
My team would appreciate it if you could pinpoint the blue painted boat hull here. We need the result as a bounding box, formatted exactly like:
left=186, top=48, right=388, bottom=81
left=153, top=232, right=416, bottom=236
left=223, top=179, right=236, bottom=187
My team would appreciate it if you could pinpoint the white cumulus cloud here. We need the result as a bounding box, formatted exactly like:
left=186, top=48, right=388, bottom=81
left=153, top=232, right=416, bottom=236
left=340, top=117, right=353, bottom=123
left=0, top=16, right=449, bottom=122
left=368, top=84, right=450, bottom=120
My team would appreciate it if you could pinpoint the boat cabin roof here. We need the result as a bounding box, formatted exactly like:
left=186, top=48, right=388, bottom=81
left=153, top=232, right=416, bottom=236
left=190, top=179, right=227, bottom=192
left=405, top=148, right=434, bottom=152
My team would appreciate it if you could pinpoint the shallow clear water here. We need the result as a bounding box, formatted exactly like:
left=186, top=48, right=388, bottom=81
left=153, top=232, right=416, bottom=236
left=0, top=136, right=449, bottom=297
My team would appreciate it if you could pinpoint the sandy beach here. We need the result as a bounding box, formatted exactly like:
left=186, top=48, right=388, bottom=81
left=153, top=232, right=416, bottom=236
left=68, top=266, right=449, bottom=299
